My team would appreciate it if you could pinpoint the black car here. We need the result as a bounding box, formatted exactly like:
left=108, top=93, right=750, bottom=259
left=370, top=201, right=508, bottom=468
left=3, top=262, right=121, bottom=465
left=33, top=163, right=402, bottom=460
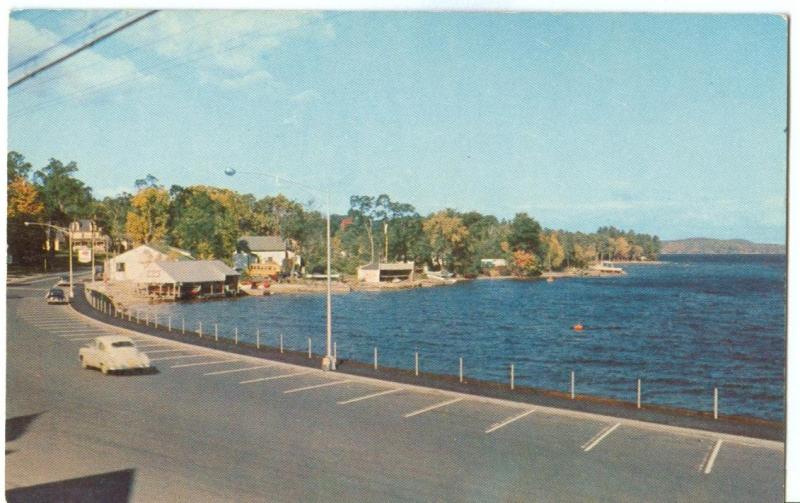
left=46, top=288, right=68, bottom=305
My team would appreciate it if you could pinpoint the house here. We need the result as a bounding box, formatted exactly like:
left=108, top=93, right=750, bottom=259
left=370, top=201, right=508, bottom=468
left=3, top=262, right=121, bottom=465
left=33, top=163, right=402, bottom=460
left=357, top=262, right=415, bottom=283
left=108, top=243, right=194, bottom=282
left=139, top=260, right=240, bottom=299
left=339, top=217, right=353, bottom=232
left=237, top=235, right=300, bottom=269
left=247, top=259, right=282, bottom=279
left=69, top=220, right=111, bottom=252
left=480, top=258, right=508, bottom=276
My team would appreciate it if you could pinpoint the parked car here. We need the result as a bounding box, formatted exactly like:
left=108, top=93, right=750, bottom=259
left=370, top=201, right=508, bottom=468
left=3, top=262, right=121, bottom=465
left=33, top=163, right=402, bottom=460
left=45, top=288, right=68, bottom=305
left=79, top=336, right=152, bottom=375
left=56, top=276, right=70, bottom=286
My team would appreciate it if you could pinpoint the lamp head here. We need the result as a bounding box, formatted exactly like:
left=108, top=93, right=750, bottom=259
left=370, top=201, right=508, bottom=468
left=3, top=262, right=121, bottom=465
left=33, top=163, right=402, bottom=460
left=224, top=168, right=236, bottom=176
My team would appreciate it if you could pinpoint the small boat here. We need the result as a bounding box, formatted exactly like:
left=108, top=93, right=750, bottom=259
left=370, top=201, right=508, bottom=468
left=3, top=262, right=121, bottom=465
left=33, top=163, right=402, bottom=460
left=546, top=276, right=554, bottom=283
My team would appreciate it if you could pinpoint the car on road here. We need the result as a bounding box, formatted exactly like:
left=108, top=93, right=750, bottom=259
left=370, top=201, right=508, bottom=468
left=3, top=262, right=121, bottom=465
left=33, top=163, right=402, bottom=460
left=45, top=288, right=68, bottom=305
left=79, top=336, right=152, bottom=375
left=56, top=276, right=70, bottom=286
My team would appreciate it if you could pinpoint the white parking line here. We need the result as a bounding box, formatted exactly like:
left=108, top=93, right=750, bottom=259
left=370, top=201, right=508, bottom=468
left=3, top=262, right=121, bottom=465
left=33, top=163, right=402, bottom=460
left=337, top=388, right=402, bottom=405
left=203, top=365, right=274, bottom=376
left=65, top=337, right=95, bottom=341
left=582, top=423, right=621, bottom=452
left=485, top=409, right=536, bottom=433
left=150, top=354, right=210, bottom=362
left=144, top=349, right=189, bottom=354
left=284, top=380, right=353, bottom=394
left=136, top=344, right=175, bottom=349
left=240, top=370, right=314, bottom=384
left=171, top=360, right=239, bottom=368
left=702, top=440, right=724, bottom=474
left=404, top=397, right=465, bottom=418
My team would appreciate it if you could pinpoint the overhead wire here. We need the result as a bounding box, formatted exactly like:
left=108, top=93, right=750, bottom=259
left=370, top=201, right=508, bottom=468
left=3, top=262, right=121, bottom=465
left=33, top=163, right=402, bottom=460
left=9, top=10, right=159, bottom=90
left=9, top=12, right=346, bottom=119
left=9, top=10, right=123, bottom=72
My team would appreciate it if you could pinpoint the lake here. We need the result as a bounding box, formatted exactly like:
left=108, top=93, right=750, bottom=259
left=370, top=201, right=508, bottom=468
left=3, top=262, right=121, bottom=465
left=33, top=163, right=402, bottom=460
left=136, top=254, right=786, bottom=422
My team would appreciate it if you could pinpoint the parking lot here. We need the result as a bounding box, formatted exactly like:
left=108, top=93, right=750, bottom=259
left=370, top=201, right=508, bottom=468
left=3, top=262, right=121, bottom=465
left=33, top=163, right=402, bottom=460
left=6, top=282, right=785, bottom=502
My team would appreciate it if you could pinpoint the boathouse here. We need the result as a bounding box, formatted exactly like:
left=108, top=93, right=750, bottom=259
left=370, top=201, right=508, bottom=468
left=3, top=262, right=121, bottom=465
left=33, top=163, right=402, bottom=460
left=138, top=260, right=240, bottom=299
left=357, top=262, right=415, bottom=283
left=108, top=243, right=194, bottom=282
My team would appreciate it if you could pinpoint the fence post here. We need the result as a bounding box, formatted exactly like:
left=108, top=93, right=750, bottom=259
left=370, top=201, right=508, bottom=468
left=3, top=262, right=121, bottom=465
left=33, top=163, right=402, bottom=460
left=374, top=347, right=378, bottom=370
left=235, top=327, right=238, bottom=344
left=307, top=337, right=312, bottom=358
left=198, top=321, right=202, bottom=338
left=280, top=334, right=284, bottom=353
left=256, top=328, right=260, bottom=349
left=168, top=315, right=172, bottom=332
left=510, top=364, right=515, bottom=390
left=136, top=310, right=139, bottom=324
left=570, top=371, right=575, bottom=399
left=459, top=357, right=464, bottom=383
left=637, top=378, right=641, bottom=409
left=145, top=311, right=149, bottom=326
left=415, top=352, right=419, bottom=376
left=713, top=387, right=718, bottom=419
left=333, top=341, right=337, bottom=362
left=182, top=317, right=185, bottom=334
left=154, top=313, right=158, bottom=329
left=128, top=310, right=132, bottom=322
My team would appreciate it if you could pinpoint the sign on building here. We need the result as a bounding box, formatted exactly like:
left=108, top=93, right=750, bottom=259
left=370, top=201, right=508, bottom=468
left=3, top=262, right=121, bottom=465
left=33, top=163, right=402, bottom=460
left=77, top=246, right=92, bottom=263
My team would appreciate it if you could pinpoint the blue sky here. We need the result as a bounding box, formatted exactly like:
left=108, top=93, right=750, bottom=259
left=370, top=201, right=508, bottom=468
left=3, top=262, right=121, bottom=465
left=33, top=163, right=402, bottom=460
left=8, top=11, right=788, bottom=242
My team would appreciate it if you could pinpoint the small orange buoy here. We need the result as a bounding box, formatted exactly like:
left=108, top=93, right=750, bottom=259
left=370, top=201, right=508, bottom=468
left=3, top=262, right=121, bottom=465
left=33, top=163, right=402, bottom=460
left=573, top=324, right=584, bottom=331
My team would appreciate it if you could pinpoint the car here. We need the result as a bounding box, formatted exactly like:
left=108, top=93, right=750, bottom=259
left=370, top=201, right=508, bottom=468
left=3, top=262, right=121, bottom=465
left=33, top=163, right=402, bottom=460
left=45, top=288, right=68, bottom=305
left=79, top=336, right=152, bottom=375
left=56, top=276, right=70, bottom=286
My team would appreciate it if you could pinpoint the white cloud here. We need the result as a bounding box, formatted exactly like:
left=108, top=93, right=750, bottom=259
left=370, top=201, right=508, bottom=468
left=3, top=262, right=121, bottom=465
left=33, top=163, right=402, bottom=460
left=9, top=16, right=154, bottom=100
left=123, top=11, right=332, bottom=89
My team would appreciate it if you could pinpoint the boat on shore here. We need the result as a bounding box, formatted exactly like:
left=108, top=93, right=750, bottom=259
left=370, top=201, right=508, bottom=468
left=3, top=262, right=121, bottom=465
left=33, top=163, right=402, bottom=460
left=590, top=261, right=625, bottom=274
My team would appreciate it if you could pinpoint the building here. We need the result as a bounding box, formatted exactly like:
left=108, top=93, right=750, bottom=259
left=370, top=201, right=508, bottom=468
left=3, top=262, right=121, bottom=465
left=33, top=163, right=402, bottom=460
left=69, top=219, right=111, bottom=252
left=139, top=260, right=240, bottom=299
left=357, top=262, right=415, bottom=283
left=480, top=258, right=508, bottom=276
left=108, top=243, right=194, bottom=282
left=247, top=259, right=282, bottom=279
left=237, top=235, right=300, bottom=269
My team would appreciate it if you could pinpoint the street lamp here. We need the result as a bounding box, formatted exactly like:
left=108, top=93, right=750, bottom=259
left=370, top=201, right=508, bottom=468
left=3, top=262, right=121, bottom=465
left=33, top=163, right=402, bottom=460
left=25, top=221, right=73, bottom=297
left=225, top=168, right=336, bottom=371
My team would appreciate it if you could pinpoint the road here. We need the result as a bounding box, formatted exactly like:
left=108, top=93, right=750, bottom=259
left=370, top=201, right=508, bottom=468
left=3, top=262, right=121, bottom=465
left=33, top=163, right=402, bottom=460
left=5, top=275, right=785, bottom=502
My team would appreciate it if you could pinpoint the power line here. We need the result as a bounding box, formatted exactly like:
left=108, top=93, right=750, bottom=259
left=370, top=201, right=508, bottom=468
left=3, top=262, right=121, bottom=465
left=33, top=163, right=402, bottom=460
left=9, top=12, right=346, bottom=119
left=9, top=10, right=159, bottom=90
left=9, top=11, right=122, bottom=72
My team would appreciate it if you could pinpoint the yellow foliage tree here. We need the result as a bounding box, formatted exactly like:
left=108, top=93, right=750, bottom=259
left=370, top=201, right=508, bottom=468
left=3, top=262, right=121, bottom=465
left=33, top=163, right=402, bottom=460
left=7, top=176, right=44, bottom=219
left=423, top=211, right=469, bottom=269
left=125, top=187, right=170, bottom=244
left=544, top=232, right=565, bottom=270
left=614, top=236, right=631, bottom=260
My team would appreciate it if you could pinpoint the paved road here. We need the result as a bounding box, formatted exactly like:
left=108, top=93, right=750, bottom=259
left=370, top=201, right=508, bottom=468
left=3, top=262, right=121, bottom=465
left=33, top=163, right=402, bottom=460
left=6, top=277, right=785, bottom=502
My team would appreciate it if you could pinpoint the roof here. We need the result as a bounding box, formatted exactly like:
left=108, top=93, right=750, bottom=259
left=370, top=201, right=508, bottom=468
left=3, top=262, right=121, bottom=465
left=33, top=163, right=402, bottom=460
left=239, top=235, right=285, bottom=252
left=94, top=335, right=134, bottom=344
left=144, top=260, right=239, bottom=283
left=359, top=262, right=414, bottom=271
left=145, top=242, right=194, bottom=260
left=70, top=219, right=95, bottom=232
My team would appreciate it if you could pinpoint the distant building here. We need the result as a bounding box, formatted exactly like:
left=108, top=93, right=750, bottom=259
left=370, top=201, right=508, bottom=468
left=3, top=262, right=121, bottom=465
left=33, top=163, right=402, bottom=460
left=339, top=217, right=353, bottom=232
left=69, top=220, right=111, bottom=252
left=480, top=258, right=508, bottom=276
left=357, top=262, right=415, bottom=283
left=237, top=235, right=300, bottom=269
left=108, top=243, right=194, bottom=282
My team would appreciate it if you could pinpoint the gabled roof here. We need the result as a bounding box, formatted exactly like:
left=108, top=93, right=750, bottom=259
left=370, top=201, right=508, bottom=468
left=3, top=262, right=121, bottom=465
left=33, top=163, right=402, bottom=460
left=358, top=262, right=414, bottom=271
left=111, top=243, right=194, bottom=263
left=145, top=260, right=238, bottom=283
left=239, top=235, right=285, bottom=252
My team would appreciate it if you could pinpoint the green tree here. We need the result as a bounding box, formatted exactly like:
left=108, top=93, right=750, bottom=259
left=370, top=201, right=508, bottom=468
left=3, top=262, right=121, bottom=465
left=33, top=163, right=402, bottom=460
left=126, top=186, right=170, bottom=244
left=423, top=210, right=469, bottom=271
left=508, top=213, right=541, bottom=254
left=33, top=158, right=94, bottom=225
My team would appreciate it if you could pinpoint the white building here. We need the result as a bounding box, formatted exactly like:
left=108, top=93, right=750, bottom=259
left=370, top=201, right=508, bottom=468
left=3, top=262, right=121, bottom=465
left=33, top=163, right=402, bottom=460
left=108, top=243, right=194, bottom=282
left=140, top=260, right=240, bottom=299
left=238, top=235, right=300, bottom=268
left=357, top=262, right=415, bottom=283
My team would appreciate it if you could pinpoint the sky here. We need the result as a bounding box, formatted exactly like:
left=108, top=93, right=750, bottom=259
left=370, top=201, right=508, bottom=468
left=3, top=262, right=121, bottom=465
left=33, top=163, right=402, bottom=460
left=7, top=10, right=788, bottom=243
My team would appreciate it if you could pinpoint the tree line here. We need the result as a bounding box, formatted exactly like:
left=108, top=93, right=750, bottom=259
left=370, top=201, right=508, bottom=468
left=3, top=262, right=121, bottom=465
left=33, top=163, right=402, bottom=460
left=7, top=151, right=661, bottom=276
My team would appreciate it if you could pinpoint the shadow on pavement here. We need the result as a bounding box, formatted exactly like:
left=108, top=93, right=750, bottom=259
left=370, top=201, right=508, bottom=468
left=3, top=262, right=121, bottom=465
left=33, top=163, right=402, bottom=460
left=6, top=468, right=136, bottom=503
left=6, top=412, right=43, bottom=443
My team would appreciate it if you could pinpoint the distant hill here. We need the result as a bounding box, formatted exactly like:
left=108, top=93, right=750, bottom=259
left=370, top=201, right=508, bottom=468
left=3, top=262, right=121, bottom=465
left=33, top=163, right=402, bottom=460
left=660, top=238, right=785, bottom=255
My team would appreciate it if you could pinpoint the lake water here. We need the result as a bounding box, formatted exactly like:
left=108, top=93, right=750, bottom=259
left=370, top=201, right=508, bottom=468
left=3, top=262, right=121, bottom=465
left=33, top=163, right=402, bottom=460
left=137, top=254, right=786, bottom=422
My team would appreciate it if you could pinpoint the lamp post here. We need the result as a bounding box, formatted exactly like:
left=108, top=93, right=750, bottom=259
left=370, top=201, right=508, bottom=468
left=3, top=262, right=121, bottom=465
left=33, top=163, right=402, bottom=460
left=25, top=221, right=73, bottom=297
left=225, top=168, right=336, bottom=371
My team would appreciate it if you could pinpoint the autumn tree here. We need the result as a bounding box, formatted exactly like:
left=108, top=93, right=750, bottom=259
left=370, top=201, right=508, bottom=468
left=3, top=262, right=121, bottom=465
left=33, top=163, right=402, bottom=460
left=510, top=250, right=541, bottom=277
left=423, top=211, right=469, bottom=270
left=543, top=232, right=565, bottom=270
left=7, top=153, right=45, bottom=264
left=126, top=186, right=170, bottom=244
